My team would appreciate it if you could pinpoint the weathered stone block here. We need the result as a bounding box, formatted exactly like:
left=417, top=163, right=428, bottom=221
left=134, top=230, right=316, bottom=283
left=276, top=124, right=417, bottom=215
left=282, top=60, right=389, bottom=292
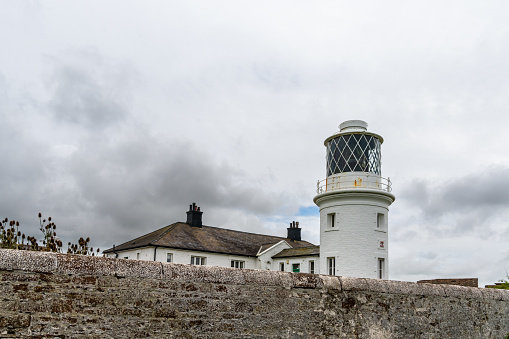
left=442, top=284, right=477, bottom=299
left=384, top=279, right=419, bottom=296
left=0, top=311, right=31, bottom=329
left=56, top=253, right=116, bottom=277
left=320, top=275, right=341, bottom=291
left=0, top=249, right=56, bottom=273
left=364, top=277, right=390, bottom=293
left=292, top=272, right=324, bottom=289
left=339, top=276, right=370, bottom=291
left=481, top=287, right=509, bottom=301
left=114, top=258, right=162, bottom=279
left=242, top=268, right=281, bottom=287
left=201, top=265, right=246, bottom=285
left=277, top=271, right=294, bottom=289
left=162, top=262, right=203, bottom=282
left=411, top=282, right=448, bottom=297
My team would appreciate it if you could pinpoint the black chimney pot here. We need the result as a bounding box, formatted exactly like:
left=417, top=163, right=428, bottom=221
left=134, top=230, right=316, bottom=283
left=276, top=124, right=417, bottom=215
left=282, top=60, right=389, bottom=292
left=186, top=202, right=203, bottom=228
left=287, top=221, right=301, bottom=241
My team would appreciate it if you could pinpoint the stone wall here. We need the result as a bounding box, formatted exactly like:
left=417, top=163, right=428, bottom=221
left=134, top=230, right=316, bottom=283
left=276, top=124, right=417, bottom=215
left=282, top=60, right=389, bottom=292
left=417, top=278, right=478, bottom=287
left=0, top=249, right=508, bottom=338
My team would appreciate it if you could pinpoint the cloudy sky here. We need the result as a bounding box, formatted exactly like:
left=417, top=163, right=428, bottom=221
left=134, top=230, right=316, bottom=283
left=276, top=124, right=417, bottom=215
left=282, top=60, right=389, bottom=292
left=1, top=1, right=508, bottom=286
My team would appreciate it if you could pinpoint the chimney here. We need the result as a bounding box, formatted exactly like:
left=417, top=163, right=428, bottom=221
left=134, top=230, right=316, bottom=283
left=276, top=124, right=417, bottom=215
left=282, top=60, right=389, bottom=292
left=186, top=203, right=203, bottom=228
left=287, top=221, right=301, bottom=241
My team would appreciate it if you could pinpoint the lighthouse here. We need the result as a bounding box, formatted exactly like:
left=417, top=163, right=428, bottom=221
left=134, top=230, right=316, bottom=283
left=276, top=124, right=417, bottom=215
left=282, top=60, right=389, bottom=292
left=313, top=120, right=395, bottom=279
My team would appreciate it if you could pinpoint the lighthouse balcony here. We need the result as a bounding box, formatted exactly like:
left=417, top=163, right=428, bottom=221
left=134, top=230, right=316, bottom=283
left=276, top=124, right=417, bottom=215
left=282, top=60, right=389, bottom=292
left=316, top=173, right=392, bottom=193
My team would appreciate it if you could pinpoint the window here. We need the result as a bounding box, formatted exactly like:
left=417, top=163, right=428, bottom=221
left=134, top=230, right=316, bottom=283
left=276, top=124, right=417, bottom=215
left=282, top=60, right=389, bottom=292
left=378, top=258, right=385, bottom=279
left=377, top=213, right=384, bottom=229
left=328, top=213, right=336, bottom=228
left=166, top=253, right=173, bottom=263
left=326, top=134, right=381, bottom=176
left=191, top=256, right=206, bottom=265
left=231, top=260, right=245, bottom=269
left=279, top=262, right=285, bottom=271
left=327, top=257, right=336, bottom=275
left=309, top=260, right=315, bottom=274
left=292, top=263, right=300, bottom=273
left=136, top=253, right=140, bottom=260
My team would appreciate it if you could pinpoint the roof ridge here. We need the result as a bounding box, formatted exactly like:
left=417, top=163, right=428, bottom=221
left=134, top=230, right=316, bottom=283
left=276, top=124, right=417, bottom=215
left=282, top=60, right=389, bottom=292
left=200, top=224, right=287, bottom=239
left=103, top=222, right=179, bottom=252
left=151, top=222, right=180, bottom=244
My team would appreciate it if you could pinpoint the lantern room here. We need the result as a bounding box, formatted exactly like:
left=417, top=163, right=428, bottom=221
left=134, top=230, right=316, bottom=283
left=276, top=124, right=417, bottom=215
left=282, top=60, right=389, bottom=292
left=325, top=120, right=383, bottom=177
left=317, top=120, right=391, bottom=194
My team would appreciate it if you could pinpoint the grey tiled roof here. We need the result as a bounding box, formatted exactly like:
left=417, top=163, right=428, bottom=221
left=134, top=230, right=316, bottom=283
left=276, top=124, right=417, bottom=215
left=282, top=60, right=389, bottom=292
left=103, top=222, right=314, bottom=257
left=272, top=246, right=320, bottom=258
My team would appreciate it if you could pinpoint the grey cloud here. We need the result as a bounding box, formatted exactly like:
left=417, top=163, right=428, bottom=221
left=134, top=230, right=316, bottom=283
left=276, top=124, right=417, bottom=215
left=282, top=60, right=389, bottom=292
left=391, top=250, right=447, bottom=278
left=0, top=83, right=53, bottom=234
left=400, top=166, right=509, bottom=234
left=62, top=131, right=286, bottom=249
left=46, top=51, right=136, bottom=130
left=393, top=256, right=464, bottom=280
left=418, top=251, right=438, bottom=260
left=0, top=132, right=49, bottom=216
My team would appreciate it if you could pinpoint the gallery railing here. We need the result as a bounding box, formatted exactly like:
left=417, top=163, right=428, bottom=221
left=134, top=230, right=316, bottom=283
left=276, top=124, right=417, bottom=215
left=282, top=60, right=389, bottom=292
left=316, top=174, right=392, bottom=193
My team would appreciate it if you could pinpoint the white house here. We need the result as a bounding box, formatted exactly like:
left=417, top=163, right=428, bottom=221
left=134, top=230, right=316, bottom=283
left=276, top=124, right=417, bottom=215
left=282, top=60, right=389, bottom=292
left=104, top=120, right=394, bottom=279
left=103, top=204, right=319, bottom=273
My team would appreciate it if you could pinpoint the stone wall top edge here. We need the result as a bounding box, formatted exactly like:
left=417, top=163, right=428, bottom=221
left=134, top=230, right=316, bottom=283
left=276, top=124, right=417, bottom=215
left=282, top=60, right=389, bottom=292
left=341, top=276, right=509, bottom=301
left=1, top=249, right=508, bottom=301
left=0, top=249, right=334, bottom=289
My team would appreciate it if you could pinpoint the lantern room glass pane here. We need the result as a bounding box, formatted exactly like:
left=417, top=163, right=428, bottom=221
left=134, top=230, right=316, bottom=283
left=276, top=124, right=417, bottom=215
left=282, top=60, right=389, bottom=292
left=326, top=134, right=381, bottom=176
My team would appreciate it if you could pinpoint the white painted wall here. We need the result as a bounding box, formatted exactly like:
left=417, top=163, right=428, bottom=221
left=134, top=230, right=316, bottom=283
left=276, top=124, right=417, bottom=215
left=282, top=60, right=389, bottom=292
left=273, top=256, right=320, bottom=274
left=314, top=188, right=394, bottom=279
left=255, top=241, right=291, bottom=271
left=105, top=244, right=320, bottom=274
left=253, top=240, right=321, bottom=273
left=105, top=247, right=257, bottom=269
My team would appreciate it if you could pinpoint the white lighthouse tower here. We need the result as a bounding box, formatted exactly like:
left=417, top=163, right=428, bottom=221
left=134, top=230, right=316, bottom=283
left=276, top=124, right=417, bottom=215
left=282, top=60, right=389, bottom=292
left=314, top=120, right=395, bottom=279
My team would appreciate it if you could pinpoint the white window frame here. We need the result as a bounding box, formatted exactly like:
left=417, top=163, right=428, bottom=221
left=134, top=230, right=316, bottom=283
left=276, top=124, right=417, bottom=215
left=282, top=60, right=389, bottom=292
left=327, top=257, right=336, bottom=276
left=309, top=260, right=315, bottom=274
left=191, top=256, right=206, bottom=265
left=377, top=213, right=384, bottom=229
left=166, top=253, right=173, bottom=263
left=279, top=262, right=285, bottom=272
left=378, top=258, right=385, bottom=279
left=231, top=260, right=245, bottom=269
left=328, top=213, right=336, bottom=228
left=136, top=253, right=140, bottom=260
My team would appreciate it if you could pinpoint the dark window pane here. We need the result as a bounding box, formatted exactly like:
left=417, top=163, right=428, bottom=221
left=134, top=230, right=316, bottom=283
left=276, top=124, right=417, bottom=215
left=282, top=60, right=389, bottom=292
left=327, top=134, right=381, bottom=175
